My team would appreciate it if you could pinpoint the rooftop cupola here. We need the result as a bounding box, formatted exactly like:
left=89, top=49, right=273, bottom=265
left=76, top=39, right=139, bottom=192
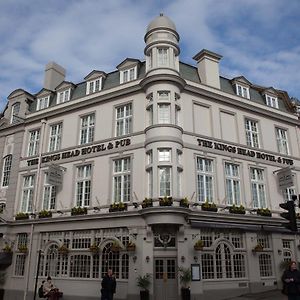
left=144, top=13, right=180, bottom=76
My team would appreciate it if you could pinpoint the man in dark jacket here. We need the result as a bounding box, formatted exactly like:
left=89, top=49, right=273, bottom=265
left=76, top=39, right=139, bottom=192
left=282, top=261, right=300, bottom=300
left=101, top=269, right=116, bottom=300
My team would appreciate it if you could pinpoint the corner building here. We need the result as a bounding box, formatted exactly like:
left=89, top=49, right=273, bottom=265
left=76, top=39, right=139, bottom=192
left=0, top=14, right=300, bottom=300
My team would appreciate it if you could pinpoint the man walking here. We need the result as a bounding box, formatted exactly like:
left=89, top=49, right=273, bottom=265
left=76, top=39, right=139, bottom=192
left=101, top=269, right=116, bottom=300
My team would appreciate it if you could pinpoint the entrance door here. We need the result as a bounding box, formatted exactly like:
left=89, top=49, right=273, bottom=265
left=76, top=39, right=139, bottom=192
left=154, top=258, right=178, bottom=300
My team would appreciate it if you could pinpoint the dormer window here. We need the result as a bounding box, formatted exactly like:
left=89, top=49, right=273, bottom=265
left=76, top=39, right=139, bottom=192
left=265, top=94, right=278, bottom=109
left=10, top=102, right=20, bottom=124
left=86, top=78, right=102, bottom=95
left=57, top=89, right=70, bottom=104
left=36, top=96, right=49, bottom=111
left=236, top=84, right=250, bottom=99
left=120, top=67, right=137, bottom=84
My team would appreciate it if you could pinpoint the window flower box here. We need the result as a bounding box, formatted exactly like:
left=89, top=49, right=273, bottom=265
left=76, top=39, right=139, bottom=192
left=180, top=197, right=189, bottom=208
left=256, top=208, right=272, bottom=217
left=194, top=240, right=204, bottom=251
left=71, top=206, right=87, bottom=216
left=229, top=204, right=245, bottom=215
left=142, top=198, right=153, bottom=209
left=252, top=243, right=264, bottom=252
left=201, top=201, right=217, bottom=212
left=109, top=202, right=128, bottom=212
left=18, top=245, right=28, bottom=253
left=159, top=196, right=173, bottom=207
left=2, top=245, right=12, bottom=253
left=126, top=241, right=136, bottom=252
left=38, top=210, right=52, bottom=218
left=58, top=245, right=69, bottom=255
left=15, top=212, right=29, bottom=220
left=89, top=244, right=100, bottom=254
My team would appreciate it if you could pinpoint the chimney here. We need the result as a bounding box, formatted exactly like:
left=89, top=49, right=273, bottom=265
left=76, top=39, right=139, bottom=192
left=193, top=49, right=222, bottom=89
left=43, top=62, right=66, bottom=91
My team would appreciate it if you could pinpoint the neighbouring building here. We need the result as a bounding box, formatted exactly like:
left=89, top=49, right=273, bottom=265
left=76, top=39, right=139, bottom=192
left=0, top=14, right=299, bottom=300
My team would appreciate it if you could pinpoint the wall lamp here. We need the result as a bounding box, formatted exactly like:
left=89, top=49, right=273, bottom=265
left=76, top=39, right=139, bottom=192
left=278, top=249, right=282, bottom=255
left=194, top=256, right=198, bottom=262
left=132, top=255, right=137, bottom=263
left=146, top=256, right=150, bottom=263
left=181, top=256, right=185, bottom=263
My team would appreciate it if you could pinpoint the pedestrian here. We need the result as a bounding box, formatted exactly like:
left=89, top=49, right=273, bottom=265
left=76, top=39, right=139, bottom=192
left=43, top=276, right=62, bottom=300
left=101, top=269, right=116, bottom=300
left=282, top=261, right=300, bottom=300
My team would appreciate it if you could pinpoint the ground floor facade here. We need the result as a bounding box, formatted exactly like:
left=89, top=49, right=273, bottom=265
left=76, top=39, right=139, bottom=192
left=0, top=203, right=298, bottom=300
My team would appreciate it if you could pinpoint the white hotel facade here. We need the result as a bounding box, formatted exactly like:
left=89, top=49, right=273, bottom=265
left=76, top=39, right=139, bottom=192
left=0, top=14, right=299, bottom=300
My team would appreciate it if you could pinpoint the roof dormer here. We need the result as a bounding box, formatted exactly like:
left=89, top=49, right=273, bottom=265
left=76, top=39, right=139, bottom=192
left=231, top=76, right=251, bottom=99
left=55, top=81, right=76, bottom=104
left=35, top=88, right=53, bottom=111
left=84, top=70, right=107, bottom=95
left=262, top=87, right=278, bottom=109
left=117, top=58, right=141, bottom=84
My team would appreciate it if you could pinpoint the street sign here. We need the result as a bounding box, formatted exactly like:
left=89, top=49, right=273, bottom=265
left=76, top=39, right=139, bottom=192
left=47, top=165, right=63, bottom=187
left=277, top=168, right=294, bottom=189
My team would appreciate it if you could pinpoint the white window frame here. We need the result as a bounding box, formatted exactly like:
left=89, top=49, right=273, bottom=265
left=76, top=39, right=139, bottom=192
left=14, top=254, right=26, bottom=276
left=157, top=48, right=169, bottom=66
left=113, top=157, right=131, bottom=202
left=250, top=167, right=266, bottom=208
left=37, top=96, right=49, bottom=110
left=57, top=89, right=70, bottom=104
left=158, top=149, right=171, bottom=162
left=158, top=103, right=171, bottom=124
left=10, top=102, right=20, bottom=124
left=48, top=123, right=62, bottom=152
left=120, top=66, right=137, bottom=84
left=225, top=162, right=241, bottom=205
left=1, top=154, right=12, bottom=187
left=236, top=84, right=250, bottom=99
left=147, top=168, right=153, bottom=198
left=80, top=114, right=95, bottom=145
left=20, top=175, right=35, bottom=213
left=159, top=166, right=172, bottom=197
left=76, top=164, right=92, bottom=207
left=196, top=157, right=214, bottom=202
left=27, top=129, right=40, bottom=157
left=258, top=254, right=273, bottom=277
left=86, top=78, right=102, bottom=95
left=283, top=186, right=296, bottom=202
left=115, top=103, right=132, bottom=137
left=245, top=119, right=260, bottom=148
left=43, top=173, right=57, bottom=210
left=276, top=127, right=289, bottom=155
left=265, top=94, right=278, bottom=109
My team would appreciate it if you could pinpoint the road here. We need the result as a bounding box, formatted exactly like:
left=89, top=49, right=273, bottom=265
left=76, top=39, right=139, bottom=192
left=227, top=289, right=285, bottom=300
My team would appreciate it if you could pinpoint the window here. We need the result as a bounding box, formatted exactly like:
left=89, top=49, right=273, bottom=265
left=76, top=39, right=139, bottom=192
left=115, top=104, right=132, bottom=137
left=21, top=175, right=35, bottom=213
left=43, top=173, right=57, bottom=210
left=276, top=128, right=289, bottom=155
left=236, top=84, right=249, bottom=99
left=259, top=254, right=273, bottom=277
left=250, top=168, right=266, bottom=208
left=1, top=155, right=12, bottom=187
left=158, top=149, right=171, bottom=162
left=147, top=169, right=153, bottom=198
left=80, top=114, right=95, bottom=145
left=196, top=157, right=214, bottom=202
left=283, top=187, right=296, bottom=202
left=27, top=129, right=40, bottom=156
left=120, top=67, right=136, bottom=83
left=14, top=254, right=26, bottom=276
left=76, top=165, right=91, bottom=207
left=245, top=119, right=259, bottom=148
left=158, top=104, right=171, bottom=124
left=159, top=167, right=171, bottom=197
left=158, top=91, right=170, bottom=101
left=225, top=163, right=241, bottom=205
left=113, top=158, right=131, bottom=202
left=57, top=89, right=70, bottom=104
left=70, top=255, right=91, bottom=278
left=158, top=48, right=168, bottom=66
left=10, top=102, right=20, bottom=124
left=48, top=123, right=62, bottom=152
left=86, top=78, right=102, bottom=95
left=147, top=150, right=153, bottom=164
left=37, top=96, right=49, bottom=110
left=17, top=233, right=28, bottom=249
left=266, top=95, right=278, bottom=108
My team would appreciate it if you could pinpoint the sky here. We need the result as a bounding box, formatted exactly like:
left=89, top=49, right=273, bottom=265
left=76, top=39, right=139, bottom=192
left=0, top=0, right=299, bottom=111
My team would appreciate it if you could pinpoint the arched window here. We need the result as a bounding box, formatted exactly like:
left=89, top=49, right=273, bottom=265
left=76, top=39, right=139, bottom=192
left=102, top=242, right=120, bottom=278
left=45, top=244, right=59, bottom=277
left=10, top=102, right=20, bottom=124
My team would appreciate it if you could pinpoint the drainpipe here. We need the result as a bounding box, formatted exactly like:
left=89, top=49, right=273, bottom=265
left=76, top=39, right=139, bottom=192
left=23, top=118, right=47, bottom=300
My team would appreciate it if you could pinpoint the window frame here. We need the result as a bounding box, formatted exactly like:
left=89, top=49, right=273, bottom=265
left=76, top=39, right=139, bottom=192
left=157, top=48, right=169, bottom=67
left=10, top=102, right=21, bottom=124
left=245, top=119, right=260, bottom=148
left=265, top=94, right=278, bottom=109
left=42, top=173, right=57, bottom=210
left=79, top=113, right=95, bottom=145
left=250, top=167, right=266, bottom=208
left=86, top=78, right=102, bottom=95
left=75, top=164, right=92, bottom=207
left=120, top=66, right=137, bottom=84
left=158, top=166, right=172, bottom=197
left=275, top=127, right=289, bottom=155
left=157, top=103, right=171, bottom=124
left=36, top=96, right=50, bottom=111
left=196, top=157, right=214, bottom=202
left=27, top=129, right=40, bottom=157
left=224, top=162, right=241, bottom=205
left=20, top=174, right=35, bottom=213
left=1, top=154, right=12, bottom=187
left=115, top=103, right=132, bottom=137
left=57, top=88, right=71, bottom=104
left=236, top=84, right=250, bottom=99
left=48, top=123, right=62, bottom=152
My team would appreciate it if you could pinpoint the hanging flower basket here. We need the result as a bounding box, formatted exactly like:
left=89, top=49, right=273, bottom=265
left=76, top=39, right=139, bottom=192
left=256, top=208, right=272, bottom=217
left=71, top=206, right=87, bottom=216
left=194, top=240, right=204, bottom=251
left=15, top=212, right=29, bottom=220
left=159, top=196, right=173, bottom=207
left=142, top=198, right=153, bottom=209
left=180, top=198, right=189, bottom=208
left=89, top=244, right=100, bottom=254
left=2, top=245, right=12, bottom=253
left=252, top=244, right=264, bottom=252
left=229, top=205, right=246, bottom=215
left=201, top=201, right=218, bottom=212
left=109, top=202, right=128, bottom=212
left=111, top=242, right=122, bottom=252
left=58, top=245, right=69, bottom=255
left=126, top=241, right=136, bottom=252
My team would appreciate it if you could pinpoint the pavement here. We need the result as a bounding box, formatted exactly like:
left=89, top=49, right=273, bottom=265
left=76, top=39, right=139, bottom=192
left=226, top=289, right=285, bottom=300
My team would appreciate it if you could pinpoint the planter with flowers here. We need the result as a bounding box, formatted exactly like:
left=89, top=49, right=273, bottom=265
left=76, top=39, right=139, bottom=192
left=126, top=241, right=136, bottom=252
left=109, top=202, right=128, bottom=212
left=89, top=243, right=100, bottom=254
left=2, top=245, right=12, bottom=253
left=252, top=243, right=264, bottom=253
left=142, top=198, right=153, bottom=209
left=15, top=212, right=29, bottom=220
left=194, top=240, right=204, bottom=251
left=18, top=245, right=28, bottom=254
left=159, top=196, right=173, bottom=207
left=38, top=210, right=52, bottom=219
left=256, top=208, right=272, bottom=217
left=229, top=204, right=246, bottom=215
left=201, top=201, right=217, bottom=212
left=180, top=198, right=189, bottom=208
left=58, top=244, right=69, bottom=255
left=71, top=206, right=87, bottom=216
